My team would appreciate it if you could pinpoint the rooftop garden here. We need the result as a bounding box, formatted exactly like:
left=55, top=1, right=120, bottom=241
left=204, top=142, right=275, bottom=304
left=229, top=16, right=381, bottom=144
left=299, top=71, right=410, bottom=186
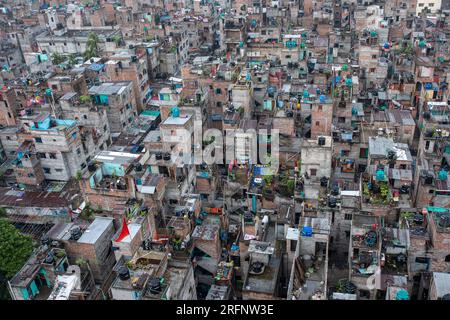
left=363, top=180, right=390, bottom=205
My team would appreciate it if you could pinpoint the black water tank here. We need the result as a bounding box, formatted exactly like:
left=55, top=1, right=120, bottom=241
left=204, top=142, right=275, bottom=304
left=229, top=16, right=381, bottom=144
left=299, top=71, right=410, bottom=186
left=320, top=177, right=328, bottom=187
left=328, top=197, right=337, bottom=208
left=331, top=184, right=340, bottom=196
left=425, top=175, right=433, bottom=185
left=442, top=294, right=450, bottom=300
left=118, top=266, right=130, bottom=280
left=251, top=262, right=264, bottom=273
left=70, top=227, right=82, bottom=241
left=148, top=278, right=161, bottom=294
left=400, top=185, right=410, bottom=194
left=163, top=153, right=171, bottom=161
left=155, top=153, right=163, bottom=160
left=318, top=136, right=326, bottom=146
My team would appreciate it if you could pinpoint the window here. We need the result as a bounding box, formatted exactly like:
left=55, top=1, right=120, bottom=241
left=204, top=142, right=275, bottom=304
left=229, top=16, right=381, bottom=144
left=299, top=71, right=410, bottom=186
left=318, top=105, right=323, bottom=111
left=76, top=148, right=81, bottom=155
left=345, top=214, right=352, bottom=220
left=215, top=88, right=222, bottom=95
left=27, top=173, right=35, bottom=178
left=290, top=240, right=297, bottom=252
left=35, top=137, right=43, bottom=143
left=338, top=117, right=345, bottom=123
left=369, top=68, right=376, bottom=73
left=415, top=257, right=429, bottom=264
left=372, top=55, right=377, bottom=59
left=341, top=150, right=350, bottom=156
left=83, top=115, right=88, bottom=120
left=310, top=168, right=317, bottom=176
left=49, top=153, right=57, bottom=159
left=6, top=136, right=10, bottom=140
left=55, top=169, right=63, bottom=173
left=37, top=152, right=46, bottom=159
left=445, top=255, right=450, bottom=262
left=43, top=167, right=51, bottom=174
left=360, top=148, right=368, bottom=159
left=315, top=121, right=320, bottom=126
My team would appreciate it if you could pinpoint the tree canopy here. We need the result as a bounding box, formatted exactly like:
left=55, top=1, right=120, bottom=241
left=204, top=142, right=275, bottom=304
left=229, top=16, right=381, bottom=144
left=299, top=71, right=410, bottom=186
left=83, top=32, right=100, bottom=61
left=51, top=52, right=67, bottom=65
left=0, top=219, right=33, bottom=279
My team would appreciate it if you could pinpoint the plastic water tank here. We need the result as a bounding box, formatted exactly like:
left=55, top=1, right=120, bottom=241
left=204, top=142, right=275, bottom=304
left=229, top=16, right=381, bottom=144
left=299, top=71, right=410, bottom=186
left=303, top=90, right=310, bottom=99
left=396, top=289, right=409, bottom=300
left=318, top=136, right=326, bottom=146
left=171, top=106, right=180, bottom=117
left=438, top=169, right=447, bottom=181
left=376, top=169, right=385, bottom=181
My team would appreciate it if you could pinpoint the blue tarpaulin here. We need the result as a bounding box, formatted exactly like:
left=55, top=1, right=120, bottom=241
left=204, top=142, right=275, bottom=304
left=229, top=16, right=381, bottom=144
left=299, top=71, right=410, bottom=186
left=301, top=226, right=312, bottom=237
left=88, top=63, right=105, bottom=72
left=342, top=132, right=353, bottom=141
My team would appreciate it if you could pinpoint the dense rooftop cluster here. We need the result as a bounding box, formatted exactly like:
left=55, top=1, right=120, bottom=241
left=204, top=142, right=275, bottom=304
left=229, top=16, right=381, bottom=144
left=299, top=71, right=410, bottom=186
left=0, top=0, right=449, bottom=301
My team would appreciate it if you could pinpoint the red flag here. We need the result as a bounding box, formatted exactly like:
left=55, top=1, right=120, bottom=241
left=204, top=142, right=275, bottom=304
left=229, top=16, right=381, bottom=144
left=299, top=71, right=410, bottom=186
left=116, top=217, right=130, bottom=242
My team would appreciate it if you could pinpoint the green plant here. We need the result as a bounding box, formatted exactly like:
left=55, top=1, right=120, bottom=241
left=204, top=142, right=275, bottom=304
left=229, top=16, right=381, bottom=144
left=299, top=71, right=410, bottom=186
left=75, top=170, right=83, bottom=181
left=0, top=219, right=33, bottom=278
left=79, top=95, right=91, bottom=104
left=363, top=183, right=370, bottom=196
left=55, top=250, right=66, bottom=259
left=0, top=207, right=6, bottom=218
left=80, top=203, right=95, bottom=220
left=67, top=54, right=78, bottom=66
left=51, top=52, right=67, bottom=65
left=401, top=212, right=414, bottom=220
left=83, top=32, right=100, bottom=61
left=263, top=175, right=273, bottom=186
left=75, top=258, right=87, bottom=267
left=286, top=179, right=295, bottom=195
left=112, top=35, right=122, bottom=46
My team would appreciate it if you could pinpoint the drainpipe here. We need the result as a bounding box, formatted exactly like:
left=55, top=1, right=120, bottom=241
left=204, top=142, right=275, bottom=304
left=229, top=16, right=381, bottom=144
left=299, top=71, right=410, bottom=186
left=7, top=280, right=16, bottom=300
